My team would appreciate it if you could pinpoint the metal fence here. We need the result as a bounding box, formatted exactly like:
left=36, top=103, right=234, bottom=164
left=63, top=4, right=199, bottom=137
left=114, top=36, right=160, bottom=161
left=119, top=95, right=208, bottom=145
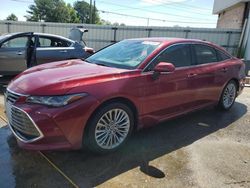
left=0, top=21, right=242, bottom=55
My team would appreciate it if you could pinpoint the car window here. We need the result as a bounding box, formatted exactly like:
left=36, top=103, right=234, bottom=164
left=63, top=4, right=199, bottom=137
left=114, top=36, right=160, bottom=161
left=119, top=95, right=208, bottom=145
left=0, top=34, right=12, bottom=42
left=216, top=49, right=231, bottom=61
left=1, top=36, right=28, bottom=48
left=149, top=44, right=192, bottom=70
left=193, top=44, right=218, bottom=64
left=38, top=36, right=72, bottom=48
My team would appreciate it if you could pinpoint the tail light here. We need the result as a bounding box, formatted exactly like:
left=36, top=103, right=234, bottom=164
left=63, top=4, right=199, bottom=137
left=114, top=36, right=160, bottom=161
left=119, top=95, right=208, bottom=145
left=238, top=60, right=246, bottom=87
left=239, top=60, right=246, bottom=78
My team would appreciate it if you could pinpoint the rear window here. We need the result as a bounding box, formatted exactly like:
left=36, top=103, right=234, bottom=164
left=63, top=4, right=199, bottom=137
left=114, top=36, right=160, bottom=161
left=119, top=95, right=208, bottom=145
left=193, top=44, right=218, bottom=64
left=38, top=36, right=72, bottom=47
left=216, top=50, right=231, bottom=61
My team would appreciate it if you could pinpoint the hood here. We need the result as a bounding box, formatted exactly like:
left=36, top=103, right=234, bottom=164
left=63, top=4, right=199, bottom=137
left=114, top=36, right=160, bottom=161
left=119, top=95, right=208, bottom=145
left=8, top=59, right=129, bottom=95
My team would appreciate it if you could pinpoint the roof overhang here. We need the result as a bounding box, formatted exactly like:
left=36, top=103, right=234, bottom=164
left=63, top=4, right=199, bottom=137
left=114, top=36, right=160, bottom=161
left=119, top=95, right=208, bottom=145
left=213, top=0, right=250, bottom=14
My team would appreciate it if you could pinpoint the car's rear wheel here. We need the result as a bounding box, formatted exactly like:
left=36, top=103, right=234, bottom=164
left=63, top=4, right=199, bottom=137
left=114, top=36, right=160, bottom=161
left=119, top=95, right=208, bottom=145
left=84, top=102, right=134, bottom=153
left=218, top=80, right=237, bottom=110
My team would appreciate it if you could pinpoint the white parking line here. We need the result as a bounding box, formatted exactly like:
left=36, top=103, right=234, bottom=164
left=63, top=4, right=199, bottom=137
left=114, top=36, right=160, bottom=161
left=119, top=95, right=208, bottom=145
left=38, top=151, right=79, bottom=188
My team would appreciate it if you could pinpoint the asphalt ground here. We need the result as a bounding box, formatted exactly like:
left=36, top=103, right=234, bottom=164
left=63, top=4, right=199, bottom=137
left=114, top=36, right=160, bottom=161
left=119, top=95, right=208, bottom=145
left=0, top=87, right=250, bottom=188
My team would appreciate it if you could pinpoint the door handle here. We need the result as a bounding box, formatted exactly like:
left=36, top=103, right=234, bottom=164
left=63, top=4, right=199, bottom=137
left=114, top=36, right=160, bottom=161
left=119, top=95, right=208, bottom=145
left=188, top=73, right=197, bottom=78
left=220, top=67, right=228, bottom=73
left=59, top=50, right=67, bottom=53
left=16, top=51, right=23, bottom=55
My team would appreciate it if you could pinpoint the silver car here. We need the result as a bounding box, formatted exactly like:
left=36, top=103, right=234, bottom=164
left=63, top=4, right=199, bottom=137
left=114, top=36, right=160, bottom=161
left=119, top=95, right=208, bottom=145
left=0, top=32, right=93, bottom=75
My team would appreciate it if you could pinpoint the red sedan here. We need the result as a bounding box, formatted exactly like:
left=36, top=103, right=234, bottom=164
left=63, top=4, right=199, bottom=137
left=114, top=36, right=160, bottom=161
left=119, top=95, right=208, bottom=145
left=5, top=38, right=245, bottom=153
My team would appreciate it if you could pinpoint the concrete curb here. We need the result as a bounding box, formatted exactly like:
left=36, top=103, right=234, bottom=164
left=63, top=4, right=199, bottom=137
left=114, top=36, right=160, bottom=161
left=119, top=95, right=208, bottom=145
left=245, top=77, right=250, bottom=86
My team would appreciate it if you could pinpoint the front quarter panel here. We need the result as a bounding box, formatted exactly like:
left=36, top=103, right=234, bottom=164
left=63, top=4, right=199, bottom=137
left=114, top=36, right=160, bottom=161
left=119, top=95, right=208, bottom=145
left=67, top=70, right=144, bottom=118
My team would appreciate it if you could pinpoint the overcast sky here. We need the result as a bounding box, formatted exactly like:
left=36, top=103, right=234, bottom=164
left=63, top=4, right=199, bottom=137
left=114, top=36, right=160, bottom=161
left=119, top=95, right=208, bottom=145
left=0, top=0, right=217, bottom=28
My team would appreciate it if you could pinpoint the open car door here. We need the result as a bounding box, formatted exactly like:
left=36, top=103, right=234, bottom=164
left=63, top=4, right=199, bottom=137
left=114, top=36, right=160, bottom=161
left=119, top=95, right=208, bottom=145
left=0, top=32, right=34, bottom=75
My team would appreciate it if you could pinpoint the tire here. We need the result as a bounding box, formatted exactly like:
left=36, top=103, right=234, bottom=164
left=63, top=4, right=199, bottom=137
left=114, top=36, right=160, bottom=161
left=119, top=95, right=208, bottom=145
left=218, top=80, right=237, bottom=110
left=84, top=102, right=134, bottom=154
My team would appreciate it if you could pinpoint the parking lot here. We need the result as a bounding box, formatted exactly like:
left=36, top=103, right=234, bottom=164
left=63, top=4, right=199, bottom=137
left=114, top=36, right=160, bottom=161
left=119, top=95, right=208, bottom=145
left=0, top=86, right=249, bottom=188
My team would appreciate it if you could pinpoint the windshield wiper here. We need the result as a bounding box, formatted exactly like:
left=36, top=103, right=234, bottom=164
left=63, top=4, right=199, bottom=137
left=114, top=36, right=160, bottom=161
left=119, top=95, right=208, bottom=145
left=83, top=59, right=110, bottom=67
left=83, top=59, right=92, bottom=63
left=95, top=63, right=110, bottom=67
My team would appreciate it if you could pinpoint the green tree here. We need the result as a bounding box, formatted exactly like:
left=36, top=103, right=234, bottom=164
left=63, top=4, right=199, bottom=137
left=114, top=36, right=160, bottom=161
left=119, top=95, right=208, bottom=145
left=74, top=1, right=100, bottom=24
left=67, top=4, right=80, bottom=23
left=6, top=13, right=18, bottom=21
left=100, top=19, right=111, bottom=25
left=100, top=20, right=126, bottom=26
left=112, top=22, right=126, bottom=26
left=25, top=0, right=79, bottom=23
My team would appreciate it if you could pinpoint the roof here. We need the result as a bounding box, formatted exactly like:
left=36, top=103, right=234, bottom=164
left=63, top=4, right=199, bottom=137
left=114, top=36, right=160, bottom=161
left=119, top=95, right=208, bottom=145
left=213, top=0, right=250, bottom=14
left=127, top=37, right=229, bottom=55
left=0, top=32, right=74, bottom=43
left=34, top=32, right=74, bottom=42
left=128, top=37, right=204, bottom=43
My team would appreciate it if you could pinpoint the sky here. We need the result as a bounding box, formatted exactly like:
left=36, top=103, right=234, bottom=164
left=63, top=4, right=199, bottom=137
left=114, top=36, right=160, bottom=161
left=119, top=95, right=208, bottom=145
left=0, top=0, right=218, bottom=28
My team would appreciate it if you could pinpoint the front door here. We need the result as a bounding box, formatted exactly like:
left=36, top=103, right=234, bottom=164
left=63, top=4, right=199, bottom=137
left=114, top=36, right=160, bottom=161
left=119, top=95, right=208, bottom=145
left=141, top=43, right=198, bottom=121
left=0, top=34, right=33, bottom=75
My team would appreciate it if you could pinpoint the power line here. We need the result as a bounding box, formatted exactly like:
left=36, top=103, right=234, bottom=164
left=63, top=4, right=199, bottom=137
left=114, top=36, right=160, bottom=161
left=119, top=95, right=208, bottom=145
left=99, top=10, right=216, bottom=25
left=103, top=0, right=212, bottom=14
left=10, top=0, right=33, bottom=3
left=110, top=5, right=212, bottom=17
left=140, top=0, right=213, bottom=15
left=9, top=0, right=216, bottom=25
left=97, top=0, right=216, bottom=21
left=155, top=0, right=211, bottom=11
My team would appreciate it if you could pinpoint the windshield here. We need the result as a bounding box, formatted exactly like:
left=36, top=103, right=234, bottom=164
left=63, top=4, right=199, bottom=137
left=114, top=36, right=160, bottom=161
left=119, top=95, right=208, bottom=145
left=86, top=40, right=161, bottom=69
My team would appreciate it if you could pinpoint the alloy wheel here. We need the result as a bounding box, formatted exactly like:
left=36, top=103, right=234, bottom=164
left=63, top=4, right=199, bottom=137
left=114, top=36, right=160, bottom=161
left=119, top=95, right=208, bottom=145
left=94, top=108, right=130, bottom=149
left=222, top=82, right=236, bottom=109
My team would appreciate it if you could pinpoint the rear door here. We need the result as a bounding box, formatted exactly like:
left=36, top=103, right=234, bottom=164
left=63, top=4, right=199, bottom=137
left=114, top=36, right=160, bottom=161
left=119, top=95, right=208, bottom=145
left=190, top=43, right=230, bottom=104
left=36, top=35, right=77, bottom=64
left=0, top=33, right=33, bottom=75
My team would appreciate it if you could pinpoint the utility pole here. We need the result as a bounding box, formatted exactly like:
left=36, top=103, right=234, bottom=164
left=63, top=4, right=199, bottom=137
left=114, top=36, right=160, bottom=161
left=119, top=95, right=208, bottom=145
left=89, top=0, right=92, bottom=24
left=93, top=0, right=96, bottom=24
left=147, top=18, right=150, bottom=27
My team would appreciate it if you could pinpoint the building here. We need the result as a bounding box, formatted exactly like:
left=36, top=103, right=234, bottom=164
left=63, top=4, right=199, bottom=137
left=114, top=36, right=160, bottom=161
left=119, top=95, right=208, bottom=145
left=213, top=0, right=250, bottom=29
left=214, top=0, right=250, bottom=75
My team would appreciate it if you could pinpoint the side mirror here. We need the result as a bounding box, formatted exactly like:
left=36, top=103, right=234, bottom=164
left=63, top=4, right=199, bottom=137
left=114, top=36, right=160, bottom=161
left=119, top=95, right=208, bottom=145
left=154, top=62, right=175, bottom=73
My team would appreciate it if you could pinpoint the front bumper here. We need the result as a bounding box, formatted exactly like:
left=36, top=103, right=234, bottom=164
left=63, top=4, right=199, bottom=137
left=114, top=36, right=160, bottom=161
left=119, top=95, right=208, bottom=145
left=5, top=92, right=99, bottom=151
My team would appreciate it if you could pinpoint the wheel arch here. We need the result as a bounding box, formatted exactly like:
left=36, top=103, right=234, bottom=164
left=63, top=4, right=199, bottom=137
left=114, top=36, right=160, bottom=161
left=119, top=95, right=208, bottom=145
left=84, top=96, right=139, bottom=133
left=230, top=78, right=240, bottom=91
left=220, top=78, right=240, bottom=97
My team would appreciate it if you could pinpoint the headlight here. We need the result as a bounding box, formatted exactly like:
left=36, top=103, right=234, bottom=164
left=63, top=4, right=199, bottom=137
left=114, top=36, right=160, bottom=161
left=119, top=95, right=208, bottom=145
left=26, top=93, right=88, bottom=107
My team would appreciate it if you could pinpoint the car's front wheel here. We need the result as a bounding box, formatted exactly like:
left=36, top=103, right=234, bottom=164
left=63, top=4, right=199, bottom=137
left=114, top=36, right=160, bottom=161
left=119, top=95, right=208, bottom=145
left=218, top=80, right=237, bottom=110
left=84, top=102, right=134, bottom=153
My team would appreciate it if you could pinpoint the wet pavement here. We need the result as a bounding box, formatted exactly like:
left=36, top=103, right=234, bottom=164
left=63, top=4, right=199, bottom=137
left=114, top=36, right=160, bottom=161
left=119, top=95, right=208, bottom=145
left=0, top=88, right=250, bottom=188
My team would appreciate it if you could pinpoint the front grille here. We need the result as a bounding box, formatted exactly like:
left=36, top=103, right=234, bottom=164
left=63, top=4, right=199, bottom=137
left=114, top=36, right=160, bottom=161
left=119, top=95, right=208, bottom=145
left=5, top=90, right=43, bottom=142
left=5, top=90, right=20, bottom=104
left=10, top=107, right=40, bottom=140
